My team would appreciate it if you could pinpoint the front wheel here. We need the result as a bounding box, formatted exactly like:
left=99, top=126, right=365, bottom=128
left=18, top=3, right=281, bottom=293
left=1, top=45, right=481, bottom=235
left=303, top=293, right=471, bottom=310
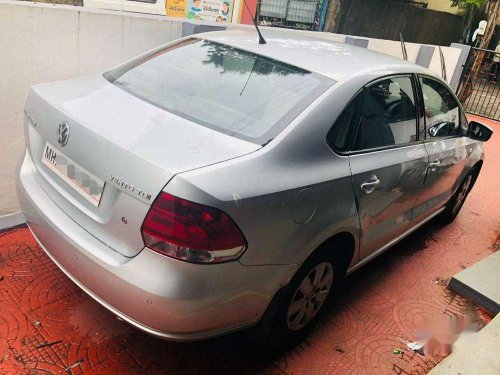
left=440, top=171, right=475, bottom=224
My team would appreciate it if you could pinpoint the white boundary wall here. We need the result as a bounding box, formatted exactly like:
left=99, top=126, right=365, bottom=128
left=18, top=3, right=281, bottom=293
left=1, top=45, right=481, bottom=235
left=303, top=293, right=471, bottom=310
left=234, top=27, right=467, bottom=89
left=0, top=0, right=467, bottom=218
left=0, top=0, right=186, bottom=216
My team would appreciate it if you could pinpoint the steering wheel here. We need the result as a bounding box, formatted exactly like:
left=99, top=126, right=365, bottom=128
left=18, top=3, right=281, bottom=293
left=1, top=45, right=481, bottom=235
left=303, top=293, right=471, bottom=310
left=384, top=99, right=402, bottom=118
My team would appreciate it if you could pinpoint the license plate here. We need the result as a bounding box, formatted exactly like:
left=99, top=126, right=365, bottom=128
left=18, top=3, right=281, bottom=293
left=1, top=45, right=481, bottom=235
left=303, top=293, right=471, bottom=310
left=42, top=142, right=105, bottom=207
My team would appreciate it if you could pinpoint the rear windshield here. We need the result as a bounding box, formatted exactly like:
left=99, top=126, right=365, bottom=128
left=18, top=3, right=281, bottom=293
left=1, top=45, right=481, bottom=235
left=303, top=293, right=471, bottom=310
left=104, top=39, right=333, bottom=144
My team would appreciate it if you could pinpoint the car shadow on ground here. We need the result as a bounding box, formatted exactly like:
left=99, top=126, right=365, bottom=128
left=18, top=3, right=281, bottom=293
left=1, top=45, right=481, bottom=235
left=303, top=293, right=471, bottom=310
left=113, top=217, right=443, bottom=374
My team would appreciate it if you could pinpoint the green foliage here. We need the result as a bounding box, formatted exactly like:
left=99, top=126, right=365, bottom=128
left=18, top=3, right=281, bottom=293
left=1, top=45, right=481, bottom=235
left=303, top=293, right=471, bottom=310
left=450, top=0, right=487, bottom=8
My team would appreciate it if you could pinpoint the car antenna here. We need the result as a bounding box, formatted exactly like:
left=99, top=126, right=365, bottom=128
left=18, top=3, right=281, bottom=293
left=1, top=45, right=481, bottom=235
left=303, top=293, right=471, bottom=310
left=242, top=0, right=267, bottom=44
left=439, top=46, right=447, bottom=81
left=399, top=32, right=408, bottom=61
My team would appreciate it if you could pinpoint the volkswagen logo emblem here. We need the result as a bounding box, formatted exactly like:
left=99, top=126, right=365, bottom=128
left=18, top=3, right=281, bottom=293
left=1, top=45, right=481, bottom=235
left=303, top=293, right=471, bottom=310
left=57, top=122, right=70, bottom=147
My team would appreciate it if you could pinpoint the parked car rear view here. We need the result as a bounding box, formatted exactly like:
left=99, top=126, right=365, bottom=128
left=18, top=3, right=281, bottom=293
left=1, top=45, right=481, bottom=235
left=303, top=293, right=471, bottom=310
left=16, top=29, right=492, bottom=346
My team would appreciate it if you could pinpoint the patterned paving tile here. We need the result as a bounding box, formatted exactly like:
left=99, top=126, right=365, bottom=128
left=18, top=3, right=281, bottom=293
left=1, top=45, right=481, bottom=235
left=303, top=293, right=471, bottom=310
left=0, top=118, right=498, bottom=374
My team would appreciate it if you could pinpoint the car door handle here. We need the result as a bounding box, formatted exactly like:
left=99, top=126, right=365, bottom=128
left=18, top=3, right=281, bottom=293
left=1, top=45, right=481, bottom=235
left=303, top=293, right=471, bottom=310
left=429, top=159, right=441, bottom=170
left=360, top=176, right=380, bottom=194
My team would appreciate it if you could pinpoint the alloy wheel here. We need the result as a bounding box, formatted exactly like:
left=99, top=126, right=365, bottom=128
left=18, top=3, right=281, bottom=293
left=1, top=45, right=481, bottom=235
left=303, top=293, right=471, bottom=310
left=287, top=262, right=334, bottom=331
left=452, top=175, right=472, bottom=215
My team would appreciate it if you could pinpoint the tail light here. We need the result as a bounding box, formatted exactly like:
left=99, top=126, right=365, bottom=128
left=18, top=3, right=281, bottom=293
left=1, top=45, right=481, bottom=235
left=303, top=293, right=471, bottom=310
left=141, top=192, right=247, bottom=264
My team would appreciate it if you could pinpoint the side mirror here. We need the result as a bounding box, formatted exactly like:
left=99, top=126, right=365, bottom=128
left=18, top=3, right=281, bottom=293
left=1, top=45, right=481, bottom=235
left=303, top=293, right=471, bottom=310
left=468, top=121, right=493, bottom=142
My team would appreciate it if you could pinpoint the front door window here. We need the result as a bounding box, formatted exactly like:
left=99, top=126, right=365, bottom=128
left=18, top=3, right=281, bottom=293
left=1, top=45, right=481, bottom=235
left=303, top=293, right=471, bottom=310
left=420, top=77, right=466, bottom=139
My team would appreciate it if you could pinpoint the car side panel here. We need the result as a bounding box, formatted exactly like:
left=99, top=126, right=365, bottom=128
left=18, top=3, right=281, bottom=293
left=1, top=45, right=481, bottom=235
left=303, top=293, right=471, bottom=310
left=349, top=144, right=429, bottom=260
left=166, top=142, right=359, bottom=267
left=165, top=81, right=365, bottom=267
left=412, top=137, right=480, bottom=221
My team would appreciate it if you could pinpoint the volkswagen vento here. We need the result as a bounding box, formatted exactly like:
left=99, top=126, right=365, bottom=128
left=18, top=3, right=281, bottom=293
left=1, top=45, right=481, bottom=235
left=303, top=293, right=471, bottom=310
left=16, top=30, right=493, bottom=346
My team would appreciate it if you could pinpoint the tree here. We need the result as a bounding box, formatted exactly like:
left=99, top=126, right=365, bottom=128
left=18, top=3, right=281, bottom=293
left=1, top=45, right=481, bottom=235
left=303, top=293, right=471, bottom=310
left=451, top=0, right=486, bottom=7
left=324, top=0, right=343, bottom=33
left=451, top=0, right=499, bottom=50
left=477, top=0, right=500, bottom=51
left=450, top=0, right=487, bottom=44
left=457, top=0, right=500, bottom=100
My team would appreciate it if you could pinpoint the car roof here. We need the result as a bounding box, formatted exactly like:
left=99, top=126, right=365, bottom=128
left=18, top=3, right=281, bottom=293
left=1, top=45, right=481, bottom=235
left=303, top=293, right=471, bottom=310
left=199, top=29, right=438, bottom=82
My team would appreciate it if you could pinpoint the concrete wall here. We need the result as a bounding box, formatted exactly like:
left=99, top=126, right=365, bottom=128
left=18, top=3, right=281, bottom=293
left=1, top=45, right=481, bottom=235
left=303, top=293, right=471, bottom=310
left=329, top=0, right=464, bottom=46
left=0, top=0, right=186, bottom=216
left=239, top=26, right=467, bottom=89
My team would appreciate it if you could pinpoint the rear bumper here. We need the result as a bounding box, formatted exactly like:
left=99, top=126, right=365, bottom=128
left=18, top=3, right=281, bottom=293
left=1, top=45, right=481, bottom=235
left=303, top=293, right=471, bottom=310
left=16, top=151, right=296, bottom=341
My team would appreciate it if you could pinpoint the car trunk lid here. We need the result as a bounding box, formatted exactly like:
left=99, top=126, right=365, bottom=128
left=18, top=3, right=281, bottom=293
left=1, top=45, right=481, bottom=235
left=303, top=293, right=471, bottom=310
left=24, top=75, right=260, bottom=257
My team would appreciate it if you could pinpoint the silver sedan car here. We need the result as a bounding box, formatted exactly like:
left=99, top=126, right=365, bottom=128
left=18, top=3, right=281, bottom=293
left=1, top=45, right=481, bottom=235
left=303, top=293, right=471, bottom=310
left=16, top=30, right=492, bottom=346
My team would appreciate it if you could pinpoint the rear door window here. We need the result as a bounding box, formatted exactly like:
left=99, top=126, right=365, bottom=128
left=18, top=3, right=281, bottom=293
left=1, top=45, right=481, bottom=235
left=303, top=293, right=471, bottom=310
left=105, top=39, right=333, bottom=145
left=353, top=76, right=418, bottom=151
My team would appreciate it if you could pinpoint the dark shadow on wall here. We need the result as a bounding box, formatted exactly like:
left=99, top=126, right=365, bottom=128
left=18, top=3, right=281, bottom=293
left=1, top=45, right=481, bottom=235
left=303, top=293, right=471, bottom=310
left=326, top=0, right=464, bottom=46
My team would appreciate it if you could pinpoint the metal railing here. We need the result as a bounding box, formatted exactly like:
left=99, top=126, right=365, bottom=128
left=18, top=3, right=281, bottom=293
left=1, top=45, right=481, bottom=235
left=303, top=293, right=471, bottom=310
left=256, top=0, right=322, bottom=31
left=458, top=47, right=500, bottom=121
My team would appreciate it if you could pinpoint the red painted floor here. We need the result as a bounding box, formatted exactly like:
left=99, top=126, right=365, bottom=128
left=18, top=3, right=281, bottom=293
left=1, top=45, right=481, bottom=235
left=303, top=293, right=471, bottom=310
left=1, top=117, right=499, bottom=375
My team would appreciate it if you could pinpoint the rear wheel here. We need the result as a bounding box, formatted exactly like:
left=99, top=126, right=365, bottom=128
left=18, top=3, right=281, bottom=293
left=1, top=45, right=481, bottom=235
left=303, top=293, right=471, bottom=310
left=440, top=171, right=475, bottom=224
left=267, top=249, right=345, bottom=350
left=287, top=262, right=334, bottom=331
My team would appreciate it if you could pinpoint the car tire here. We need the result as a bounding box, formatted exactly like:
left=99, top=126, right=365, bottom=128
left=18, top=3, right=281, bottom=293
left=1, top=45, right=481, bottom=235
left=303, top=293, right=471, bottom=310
left=439, top=169, right=477, bottom=225
left=265, top=247, right=345, bottom=351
